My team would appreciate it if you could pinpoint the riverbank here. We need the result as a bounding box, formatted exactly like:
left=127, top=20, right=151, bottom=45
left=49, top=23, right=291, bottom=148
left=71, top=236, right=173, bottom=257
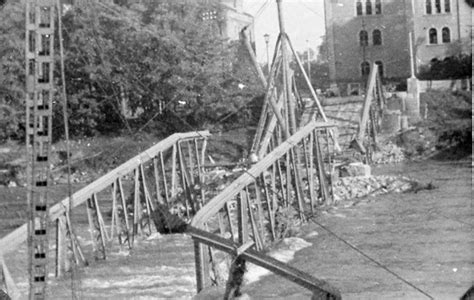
left=240, top=159, right=473, bottom=299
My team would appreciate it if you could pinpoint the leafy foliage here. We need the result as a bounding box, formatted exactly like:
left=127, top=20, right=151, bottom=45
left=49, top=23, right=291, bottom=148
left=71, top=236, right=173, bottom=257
left=58, top=1, right=261, bottom=137
left=417, top=54, right=472, bottom=80
left=0, top=1, right=262, bottom=141
left=291, top=50, right=331, bottom=94
left=0, top=3, right=24, bottom=141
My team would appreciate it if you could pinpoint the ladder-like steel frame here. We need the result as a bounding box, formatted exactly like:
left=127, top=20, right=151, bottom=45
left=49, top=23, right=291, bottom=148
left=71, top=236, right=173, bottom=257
left=25, top=0, right=56, bottom=298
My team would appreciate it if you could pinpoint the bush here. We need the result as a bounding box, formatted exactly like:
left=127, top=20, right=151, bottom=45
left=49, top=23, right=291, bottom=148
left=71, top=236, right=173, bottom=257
left=418, top=54, right=471, bottom=80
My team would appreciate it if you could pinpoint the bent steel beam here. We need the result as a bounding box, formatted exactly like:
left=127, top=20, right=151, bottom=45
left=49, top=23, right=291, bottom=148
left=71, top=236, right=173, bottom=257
left=188, top=226, right=342, bottom=299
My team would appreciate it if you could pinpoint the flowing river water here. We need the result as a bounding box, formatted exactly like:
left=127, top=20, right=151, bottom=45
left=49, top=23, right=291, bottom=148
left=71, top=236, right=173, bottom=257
left=1, top=159, right=472, bottom=299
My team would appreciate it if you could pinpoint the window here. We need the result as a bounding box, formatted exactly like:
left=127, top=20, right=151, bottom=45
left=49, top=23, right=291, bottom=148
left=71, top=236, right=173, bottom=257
left=360, top=30, right=369, bottom=46
left=366, top=0, right=372, bottom=15
left=375, top=60, right=384, bottom=77
left=429, top=28, right=438, bottom=44
left=426, top=0, right=432, bottom=14
left=445, top=0, right=450, bottom=12
left=442, top=27, right=451, bottom=43
left=435, top=0, right=441, bottom=13
left=356, top=0, right=363, bottom=15
left=361, top=61, right=370, bottom=76
left=375, top=0, right=382, bottom=14
left=373, top=29, right=382, bottom=45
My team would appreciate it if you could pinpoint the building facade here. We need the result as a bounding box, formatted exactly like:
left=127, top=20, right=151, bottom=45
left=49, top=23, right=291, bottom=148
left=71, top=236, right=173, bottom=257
left=220, top=0, right=254, bottom=41
left=324, top=0, right=472, bottom=95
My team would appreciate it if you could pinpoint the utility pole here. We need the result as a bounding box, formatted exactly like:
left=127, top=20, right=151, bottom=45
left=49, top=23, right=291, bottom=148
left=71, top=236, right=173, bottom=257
left=408, top=32, right=415, bottom=78
left=306, top=39, right=311, bottom=88
left=264, top=33, right=270, bottom=75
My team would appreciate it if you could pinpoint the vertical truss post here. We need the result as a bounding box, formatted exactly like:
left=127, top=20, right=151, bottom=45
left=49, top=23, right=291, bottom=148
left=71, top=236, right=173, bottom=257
left=171, top=145, right=177, bottom=197
left=194, top=139, right=205, bottom=207
left=117, top=178, right=131, bottom=249
left=86, top=194, right=107, bottom=260
left=55, top=215, right=67, bottom=277
left=159, top=152, right=170, bottom=206
left=152, top=157, right=164, bottom=205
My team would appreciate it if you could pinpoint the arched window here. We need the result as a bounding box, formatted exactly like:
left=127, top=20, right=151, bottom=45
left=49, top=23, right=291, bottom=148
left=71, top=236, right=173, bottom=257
left=361, top=61, right=370, bottom=76
left=375, top=60, right=384, bottom=77
left=442, top=27, right=451, bottom=43
left=366, top=0, right=372, bottom=15
left=356, top=0, right=363, bottom=15
left=373, top=29, right=382, bottom=45
left=426, top=0, right=432, bottom=14
left=429, top=28, right=438, bottom=44
left=360, top=30, right=369, bottom=46
left=445, top=0, right=451, bottom=12
left=435, top=0, right=441, bottom=13
left=375, top=0, right=382, bottom=14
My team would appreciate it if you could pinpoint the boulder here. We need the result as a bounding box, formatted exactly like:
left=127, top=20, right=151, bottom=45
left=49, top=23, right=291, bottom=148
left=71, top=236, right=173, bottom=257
left=340, top=162, right=371, bottom=178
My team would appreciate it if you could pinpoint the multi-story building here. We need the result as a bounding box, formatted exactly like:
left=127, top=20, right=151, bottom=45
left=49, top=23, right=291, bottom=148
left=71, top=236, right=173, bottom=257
left=323, top=0, right=471, bottom=95
left=220, top=0, right=254, bottom=41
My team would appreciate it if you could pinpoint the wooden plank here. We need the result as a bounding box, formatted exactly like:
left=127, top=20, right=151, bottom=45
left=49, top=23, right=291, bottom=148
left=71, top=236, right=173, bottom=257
left=191, top=121, right=334, bottom=227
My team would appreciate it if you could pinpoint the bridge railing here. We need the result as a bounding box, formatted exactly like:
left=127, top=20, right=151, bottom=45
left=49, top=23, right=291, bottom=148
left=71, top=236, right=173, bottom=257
left=0, top=130, right=210, bottom=296
left=188, top=121, right=341, bottom=299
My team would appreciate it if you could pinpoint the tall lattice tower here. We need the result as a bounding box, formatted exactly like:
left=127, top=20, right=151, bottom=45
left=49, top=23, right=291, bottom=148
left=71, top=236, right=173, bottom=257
left=25, top=0, right=56, bottom=298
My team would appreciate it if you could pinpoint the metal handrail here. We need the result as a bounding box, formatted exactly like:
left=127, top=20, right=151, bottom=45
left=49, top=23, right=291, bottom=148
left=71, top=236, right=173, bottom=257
left=0, top=131, right=210, bottom=256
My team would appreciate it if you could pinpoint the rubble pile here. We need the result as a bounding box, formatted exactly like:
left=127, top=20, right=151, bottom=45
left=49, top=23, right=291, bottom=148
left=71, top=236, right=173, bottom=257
left=333, top=174, right=415, bottom=203
left=372, top=141, right=405, bottom=164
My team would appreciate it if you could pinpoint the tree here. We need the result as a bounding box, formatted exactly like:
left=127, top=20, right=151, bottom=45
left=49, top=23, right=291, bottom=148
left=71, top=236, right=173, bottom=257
left=0, top=2, right=25, bottom=140
left=0, top=1, right=262, bottom=140
left=58, top=1, right=260, bottom=136
left=291, top=48, right=331, bottom=94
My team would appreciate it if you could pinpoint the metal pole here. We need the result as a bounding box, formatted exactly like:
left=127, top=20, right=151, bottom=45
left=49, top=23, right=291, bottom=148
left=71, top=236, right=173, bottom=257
left=307, top=39, right=311, bottom=87
left=409, top=32, right=415, bottom=78
left=264, top=33, right=270, bottom=75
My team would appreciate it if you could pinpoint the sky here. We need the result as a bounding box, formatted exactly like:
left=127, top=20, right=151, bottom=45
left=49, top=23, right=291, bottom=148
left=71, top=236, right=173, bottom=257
left=242, top=0, right=326, bottom=63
